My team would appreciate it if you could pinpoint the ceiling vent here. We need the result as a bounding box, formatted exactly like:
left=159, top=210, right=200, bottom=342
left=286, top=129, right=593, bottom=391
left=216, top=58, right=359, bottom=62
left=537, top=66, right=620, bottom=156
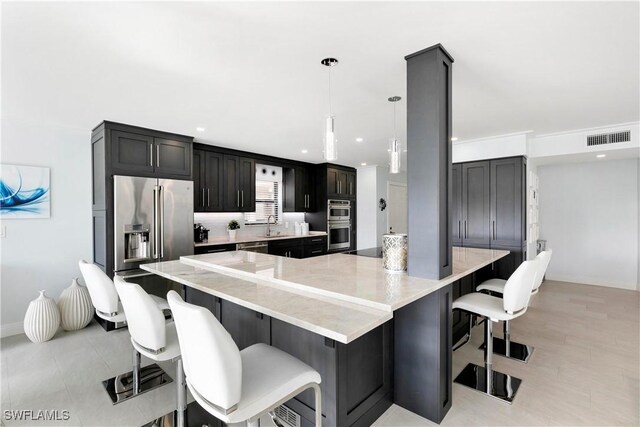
left=587, top=130, right=630, bottom=147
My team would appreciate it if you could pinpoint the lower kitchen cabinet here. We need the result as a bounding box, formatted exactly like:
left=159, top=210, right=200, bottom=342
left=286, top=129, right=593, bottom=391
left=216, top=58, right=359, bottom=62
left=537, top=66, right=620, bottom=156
left=194, top=243, right=237, bottom=255
left=269, top=236, right=327, bottom=259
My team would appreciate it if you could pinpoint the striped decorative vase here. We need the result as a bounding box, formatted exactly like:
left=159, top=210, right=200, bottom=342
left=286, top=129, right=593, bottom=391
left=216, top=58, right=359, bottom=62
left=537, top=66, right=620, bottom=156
left=24, top=290, right=60, bottom=343
left=58, top=278, right=94, bottom=331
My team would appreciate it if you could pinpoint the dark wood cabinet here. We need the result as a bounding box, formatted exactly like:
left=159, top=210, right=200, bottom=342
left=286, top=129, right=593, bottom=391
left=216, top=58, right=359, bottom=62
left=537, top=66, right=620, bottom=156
left=490, top=157, right=525, bottom=248
left=222, top=155, right=255, bottom=212
left=461, top=161, right=491, bottom=246
left=110, top=130, right=191, bottom=178
left=284, top=166, right=314, bottom=212
left=327, top=167, right=356, bottom=198
left=268, top=236, right=327, bottom=259
left=451, top=275, right=474, bottom=345
left=193, top=150, right=224, bottom=212
left=452, top=164, right=462, bottom=246
left=194, top=243, right=236, bottom=255
left=268, top=238, right=304, bottom=259
left=452, top=156, right=527, bottom=280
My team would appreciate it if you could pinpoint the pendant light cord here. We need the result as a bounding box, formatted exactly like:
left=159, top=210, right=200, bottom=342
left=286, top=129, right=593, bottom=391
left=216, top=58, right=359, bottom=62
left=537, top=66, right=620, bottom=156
left=393, top=101, right=397, bottom=140
left=328, top=67, right=332, bottom=116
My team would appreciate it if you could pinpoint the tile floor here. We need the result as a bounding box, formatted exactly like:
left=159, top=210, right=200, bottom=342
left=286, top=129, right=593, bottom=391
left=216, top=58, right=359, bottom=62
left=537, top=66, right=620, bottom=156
left=1, top=280, right=638, bottom=426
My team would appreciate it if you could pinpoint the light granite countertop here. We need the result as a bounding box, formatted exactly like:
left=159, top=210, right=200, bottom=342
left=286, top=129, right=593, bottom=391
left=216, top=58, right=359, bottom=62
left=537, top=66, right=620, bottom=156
left=194, top=231, right=327, bottom=247
left=142, top=247, right=508, bottom=343
left=180, top=247, right=509, bottom=312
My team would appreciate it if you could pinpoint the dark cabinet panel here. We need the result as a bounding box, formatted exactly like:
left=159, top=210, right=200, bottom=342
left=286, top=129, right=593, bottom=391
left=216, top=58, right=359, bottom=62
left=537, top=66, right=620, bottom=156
left=337, top=170, right=349, bottom=196
left=284, top=166, right=314, bottom=212
left=204, top=152, right=224, bottom=211
left=451, top=275, right=473, bottom=345
left=219, top=299, right=270, bottom=351
left=111, top=130, right=154, bottom=174
left=153, top=138, right=191, bottom=177
left=304, top=244, right=325, bottom=258
left=238, top=157, right=255, bottom=212
left=194, top=243, right=236, bottom=255
left=222, top=155, right=240, bottom=211
left=490, top=158, right=524, bottom=247
left=346, top=171, right=357, bottom=198
left=327, top=168, right=340, bottom=198
left=193, top=150, right=204, bottom=211
left=462, top=161, right=490, bottom=246
left=268, top=238, right=304, bottom=259
left=452, top=164, right=462, bottom=246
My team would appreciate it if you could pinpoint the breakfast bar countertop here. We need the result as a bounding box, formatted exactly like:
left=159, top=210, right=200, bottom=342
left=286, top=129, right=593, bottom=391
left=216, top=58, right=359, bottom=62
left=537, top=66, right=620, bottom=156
left=142, top=247, right=508, bottom=343
left=179, top=247, right=510, bottom=312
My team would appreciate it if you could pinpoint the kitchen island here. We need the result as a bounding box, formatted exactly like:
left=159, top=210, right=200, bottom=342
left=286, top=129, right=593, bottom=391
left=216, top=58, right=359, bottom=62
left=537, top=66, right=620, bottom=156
left=142, top=247, right=508, bottom=426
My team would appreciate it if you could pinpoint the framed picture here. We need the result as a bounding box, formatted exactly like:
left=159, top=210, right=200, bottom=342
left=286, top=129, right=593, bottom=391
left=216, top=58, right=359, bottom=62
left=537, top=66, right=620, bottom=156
left=0, top=164, right=50, bottom=219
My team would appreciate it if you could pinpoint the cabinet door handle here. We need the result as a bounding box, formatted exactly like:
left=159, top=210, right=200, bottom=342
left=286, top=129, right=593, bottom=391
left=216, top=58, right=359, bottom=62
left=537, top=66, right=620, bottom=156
left=237, top=190, right=240, bottom=207
left=150, top=143, right=154, bottom=167
left=156, top=148, right=160, bottom=168
left=492, top=220, right=496, bottom=240
left=207, top=189, right=210, bottom=207
left=350, top=182, right=352, bottom=194
left=458, top=220, right=461, bottom=238
left=201, top=188, right=205, bottom=207
left=207, top=248, right=227, bottom=253
left=311, top=249, right=322, bottom=254
left=241, top=190, right=244, bottom=207
left=464, top=220, right=467, bottom=238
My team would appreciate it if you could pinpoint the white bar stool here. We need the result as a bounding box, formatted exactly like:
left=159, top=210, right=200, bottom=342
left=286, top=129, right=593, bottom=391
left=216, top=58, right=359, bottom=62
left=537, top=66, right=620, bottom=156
left=476, top=250, right=553, bottom=363
left=78, top=260, right=172, bottom=404
left=452, top=259, right=538, bottom=403
left=115, top=277, right=186, bottom=427
left=167, top=291, right=323, bottom=427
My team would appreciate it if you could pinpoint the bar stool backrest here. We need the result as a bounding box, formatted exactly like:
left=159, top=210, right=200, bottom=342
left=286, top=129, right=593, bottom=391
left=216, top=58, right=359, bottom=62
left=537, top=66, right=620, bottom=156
left=532, top=250, right=553, bottom=292
left=78, top=260, right=119, bottom=315
left=502, top=260, right=538, bottom=315
left=114, top=277, right=166, bottom=352
left=167, top=291, right=242, bottom=412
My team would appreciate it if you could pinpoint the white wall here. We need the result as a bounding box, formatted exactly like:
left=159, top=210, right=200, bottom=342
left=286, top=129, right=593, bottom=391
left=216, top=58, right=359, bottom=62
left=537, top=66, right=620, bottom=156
left=1, top=119, right=93, bottom=336
left=538, top=158, right=639, bottom=290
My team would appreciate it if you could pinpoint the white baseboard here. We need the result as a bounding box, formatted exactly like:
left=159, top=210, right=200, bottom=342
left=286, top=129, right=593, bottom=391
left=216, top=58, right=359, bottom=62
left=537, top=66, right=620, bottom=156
left=547, top=274, right=639, bottom=291
left=1, top=322, right=24, bottom=338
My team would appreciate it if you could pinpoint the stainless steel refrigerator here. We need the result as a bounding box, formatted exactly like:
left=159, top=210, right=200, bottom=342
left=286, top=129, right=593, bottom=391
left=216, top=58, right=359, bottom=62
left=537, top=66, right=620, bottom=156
left=113, top=175, right=193, bottom=278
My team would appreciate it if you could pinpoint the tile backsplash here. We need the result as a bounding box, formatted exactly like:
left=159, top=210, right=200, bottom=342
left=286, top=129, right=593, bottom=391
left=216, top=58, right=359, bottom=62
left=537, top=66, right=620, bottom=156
left=194, top=212, right=307, bottom=240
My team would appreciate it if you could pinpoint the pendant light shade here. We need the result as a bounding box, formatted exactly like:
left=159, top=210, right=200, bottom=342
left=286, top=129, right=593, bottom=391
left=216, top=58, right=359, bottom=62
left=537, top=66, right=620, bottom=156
left=322, top=58, right=339, bottom=161
left=388, top=96, right=402, bottom=174
left=324, top=115, right=337, bottom=161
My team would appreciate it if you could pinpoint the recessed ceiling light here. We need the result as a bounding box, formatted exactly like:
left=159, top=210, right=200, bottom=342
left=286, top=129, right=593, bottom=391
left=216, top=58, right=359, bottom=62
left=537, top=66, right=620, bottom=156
left=301, top=149, right=308, bottom=154
left=196, top=127, right=205, bottom=132
left=356, top=137, right=364, bottom=142
left=451, top=137, right=458, bottom=142
left=596, top=154, right=606, bottom=158
left=360, top=162, right=367, bottom=166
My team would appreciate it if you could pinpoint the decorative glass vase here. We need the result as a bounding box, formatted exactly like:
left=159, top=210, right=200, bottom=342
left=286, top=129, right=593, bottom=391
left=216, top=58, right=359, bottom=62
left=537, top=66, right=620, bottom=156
left=24, top=290, right=60, bottom=343
left=58, top=278, right=94, bottom=331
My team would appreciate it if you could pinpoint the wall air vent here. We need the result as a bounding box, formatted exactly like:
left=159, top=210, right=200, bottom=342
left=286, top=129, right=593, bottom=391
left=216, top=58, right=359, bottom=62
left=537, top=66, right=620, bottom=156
left=587, top=130, right=631, bottom=146
left=273, top=405, right=301, bottom=427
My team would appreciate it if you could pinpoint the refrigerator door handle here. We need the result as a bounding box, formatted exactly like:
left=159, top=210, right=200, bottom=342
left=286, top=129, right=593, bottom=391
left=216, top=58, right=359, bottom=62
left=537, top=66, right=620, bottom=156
left=153, top=185, right=159, bottom=259
left=159, top=185, right=165, bottom=259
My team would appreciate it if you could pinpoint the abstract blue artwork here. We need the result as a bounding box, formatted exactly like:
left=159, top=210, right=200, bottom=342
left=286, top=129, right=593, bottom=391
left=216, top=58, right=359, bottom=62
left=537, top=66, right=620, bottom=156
left=0, top=164, right=50, bottom=219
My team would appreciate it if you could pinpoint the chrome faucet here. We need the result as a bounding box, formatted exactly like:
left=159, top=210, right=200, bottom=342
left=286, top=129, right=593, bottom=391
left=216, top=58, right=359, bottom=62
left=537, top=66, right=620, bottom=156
left=266, top=215, right=276, bottom=237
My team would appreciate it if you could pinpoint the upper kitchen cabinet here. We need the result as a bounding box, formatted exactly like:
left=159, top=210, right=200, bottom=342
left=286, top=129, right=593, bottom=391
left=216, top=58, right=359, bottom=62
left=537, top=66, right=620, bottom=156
left=461, top=161, right=491, bottom=247
left=283, top=166, right=314, bottom=212
left=327, top=166, right=356, bottom=199
left=107, top=124, right=192, bottom=179
left=193, top=149, right=224, bottom=212
left=452, top=164, right=463, bottom=246
left=222, top=154, right=255, bottom=212
left=490, top=157, right=525, bottom=247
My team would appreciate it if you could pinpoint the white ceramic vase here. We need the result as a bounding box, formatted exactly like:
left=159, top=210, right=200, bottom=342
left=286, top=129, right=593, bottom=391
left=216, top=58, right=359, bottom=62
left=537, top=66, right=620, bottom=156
left=58, top=278, right=94, bottom=331
left=228, top=230, right=237, bottom=241
left=24, top=290, right=60, bottom=343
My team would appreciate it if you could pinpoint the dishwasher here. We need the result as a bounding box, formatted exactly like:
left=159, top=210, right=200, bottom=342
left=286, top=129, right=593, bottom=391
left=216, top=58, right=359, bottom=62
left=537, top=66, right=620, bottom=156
left=236, top=241, right=269, bottom=254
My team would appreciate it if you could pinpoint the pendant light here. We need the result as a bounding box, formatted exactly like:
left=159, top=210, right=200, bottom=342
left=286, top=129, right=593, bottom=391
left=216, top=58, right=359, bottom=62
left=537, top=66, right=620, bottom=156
left=388, top=96, right=401, bottom=174
left=321, top=58, right=339, bottom=161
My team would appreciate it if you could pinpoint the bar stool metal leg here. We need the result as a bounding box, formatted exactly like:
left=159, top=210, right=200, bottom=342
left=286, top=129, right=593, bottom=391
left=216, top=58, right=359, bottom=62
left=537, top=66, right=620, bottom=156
left=176, top=359, right=186, bottom=427
left=102, top=348, right=173, bottom=405
left=479, top=319, right=535, bottom=363
left=454, top=317, right=523, bottom=404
